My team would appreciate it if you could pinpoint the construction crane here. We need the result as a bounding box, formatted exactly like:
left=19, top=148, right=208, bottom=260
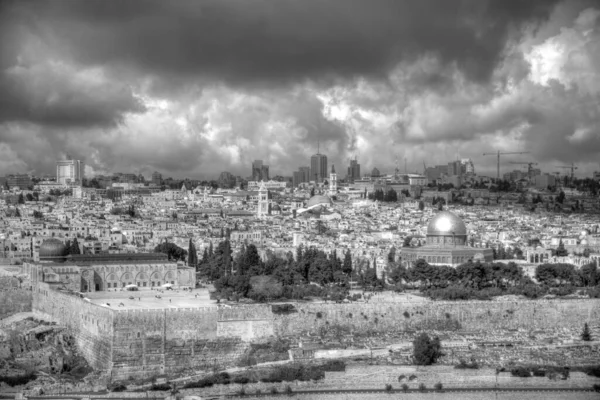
left=555, top=162, right=578, bottom=180
left=483, top=151, right=530, bottom=181
left=509, top=161, right=538, bottom=180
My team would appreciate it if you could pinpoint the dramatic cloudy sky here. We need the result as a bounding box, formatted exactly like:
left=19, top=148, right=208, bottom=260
left=1, top=0, right=599, bottom=179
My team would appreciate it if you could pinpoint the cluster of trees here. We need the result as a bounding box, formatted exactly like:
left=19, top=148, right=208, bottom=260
left=535, top=262, right=598, bottom=287
left=368, top=189, right=398, bottom=202
left=388, top=259, right=526, bottom=291
left=492, top=244, right=524, bottom=260
left=390, top=258, right=600, bottom=300
left=154, top=242, right=188, bottom=261
left=196, top=242, right=357, bottom=302
left=64, top=238, right=81, bottom=255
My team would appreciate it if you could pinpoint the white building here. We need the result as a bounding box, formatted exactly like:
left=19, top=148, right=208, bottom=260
left=56, top=159, right=84, bottom=185
left=247, top=180, right=287, bottom=191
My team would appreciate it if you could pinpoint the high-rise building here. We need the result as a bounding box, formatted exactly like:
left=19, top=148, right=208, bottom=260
left=5, top=174, right=31, bottom=190
left=293, top=166, right=311, bottom=187
left=310, top=153, right=327, bottom=183
left=347, top=158, right=361, bottom=182
left=151, top=171, right=162, bottom=186
left=56, top=158, right=84, bottom=185
left=448, top=161, right=463, bottom=176
left=461, top=159, right=475, bottom=175
left=252, top=160, right=269, bottom=181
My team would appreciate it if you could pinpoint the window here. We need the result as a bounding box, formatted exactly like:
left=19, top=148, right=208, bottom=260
left=107, top=283, right=111, bottom=288
left=143, top=282, right=147, bottom=287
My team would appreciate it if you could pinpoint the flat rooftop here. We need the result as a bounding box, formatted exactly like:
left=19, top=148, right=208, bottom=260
left=85, top=287, right=217, bottom=310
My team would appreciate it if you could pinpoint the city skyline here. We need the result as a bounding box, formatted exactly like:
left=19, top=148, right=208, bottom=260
left=0, top=0, right=599, bottom=179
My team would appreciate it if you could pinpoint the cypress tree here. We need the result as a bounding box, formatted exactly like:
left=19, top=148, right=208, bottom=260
left=70, top=238, right=81, bottom=255
left=581, top=323, right=592, bottom=341
left=342, top=250, right=352, bottom=275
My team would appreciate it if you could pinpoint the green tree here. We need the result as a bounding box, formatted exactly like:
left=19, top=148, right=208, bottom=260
left=14, top=208, right=21, bottom=218
left=388, top=247, right=396, bottom=263
left=188, top=238, right=198, bottom=267
left=413, top=333, right=442, bottom=365
left=581, top=323, right=592, bottom=341
left=342, top=250, right=352, bottom=275
left=555, top=239, right=568, bottom=257
left=18, top=193, right=24, bottom=204
left=70, top=238, right=81, bottom=255
left=418, top=201, right=425, bottom=211
left=154, top=242, right=188, bottom=262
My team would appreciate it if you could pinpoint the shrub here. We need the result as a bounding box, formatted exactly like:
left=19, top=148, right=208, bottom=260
left=255, top=389, right=262, bottom=394
left=385, top=383, right=392, bottom=391
left=321, top=360, right=346, bottom=372
left=455, top=358, right=479, bottom=369
left=285, top=385, right=292, bottom=394
left=238, top=386, right=245, bottom=395
left=270, top=387, right=278, bottom=394
left=150, top=383, right=172, bottom=391
left=593, top=383, right=600, bottom=392
left=271, top=304, right=297, bottom=314
left=511, top=367, right=531, bottom=378
left=434, top=382, right=443, bottom=391
left=403, top=311, right=410, bottom=318
left=401, top=383, right=409, bottom=392
left=0, top=373, right=37, bottom=387
left=237, top=354, right=258, bottom=367
left=418, top=383, right=426, bottom=391
left=408, top=374, right=417, bottom=381
left=413, top=333, right=442, bottom=365
left=316, top=311, right=323, bottom=319
left=233, top=376, right=250, bottom=384
left=398, top=374, right=406, bottom=382
left=108, top=383, right=127, bottom=392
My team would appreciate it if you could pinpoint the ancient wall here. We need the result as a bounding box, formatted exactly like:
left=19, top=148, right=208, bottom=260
left=32, top=283, right=114, bottom=371
left=269, top=300, right=600, bottom=338
left=111, top=307, right=247, bottom=380
left=0, top=288, right=32, bottom=320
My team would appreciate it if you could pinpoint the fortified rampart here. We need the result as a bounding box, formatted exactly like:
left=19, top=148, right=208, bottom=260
left=110, top=307, right=247, bottom=380
left=33, top=282, right=113, bottom=370
left=29, top=285, right=600, bottom=381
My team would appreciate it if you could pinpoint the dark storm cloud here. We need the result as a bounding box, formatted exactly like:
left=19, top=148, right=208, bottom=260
left=11, top=0, right=559, bottom=88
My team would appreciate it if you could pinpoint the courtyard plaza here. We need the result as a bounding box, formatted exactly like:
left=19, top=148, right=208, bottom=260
left=83, top=287, right=217, bottom=310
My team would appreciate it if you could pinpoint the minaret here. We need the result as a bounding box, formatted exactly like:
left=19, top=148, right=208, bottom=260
left=257, top=181, right=269, bottom=217
left=329, top=165, right=337, bottom=196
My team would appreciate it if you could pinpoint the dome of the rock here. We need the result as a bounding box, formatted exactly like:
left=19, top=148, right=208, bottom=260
left=426, top=211, right=467, bottom=237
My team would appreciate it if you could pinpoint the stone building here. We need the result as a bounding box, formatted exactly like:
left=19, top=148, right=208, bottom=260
left=24, top=239, right=196, bottom=292
left=401, top=211, right=493, bottom=267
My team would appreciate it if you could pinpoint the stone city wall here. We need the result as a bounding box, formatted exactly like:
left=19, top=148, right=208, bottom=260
left=32, top=283, right=114, bottom=371
left=0, top=288, right=32, bottom=320
left=110, top=307, right=248, bottom=380
left=268, top=300, right=600, bottom=338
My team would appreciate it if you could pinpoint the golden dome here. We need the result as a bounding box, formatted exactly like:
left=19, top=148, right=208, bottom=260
left=427, top=211, right=467, bottom=237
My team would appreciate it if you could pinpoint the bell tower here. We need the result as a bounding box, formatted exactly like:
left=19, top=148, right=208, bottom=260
left=329, top=165, right=337, bottom=196
left=257, top=181, right=269, bottom=217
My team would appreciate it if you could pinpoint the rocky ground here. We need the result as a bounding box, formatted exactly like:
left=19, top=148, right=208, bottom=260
left=0, top=313, right=101, bottom=395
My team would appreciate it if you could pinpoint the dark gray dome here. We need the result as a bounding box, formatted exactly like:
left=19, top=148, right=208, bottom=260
left=39, top=239, right=68, bottom=259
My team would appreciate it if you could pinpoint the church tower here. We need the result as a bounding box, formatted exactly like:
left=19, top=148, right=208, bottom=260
left=257, top=181, right=269, bottom=217
left=329, top=165, right=337, bottom=196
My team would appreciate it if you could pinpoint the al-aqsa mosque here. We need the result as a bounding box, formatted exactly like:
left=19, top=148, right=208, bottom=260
left=401, top=211, right=493, bottom=267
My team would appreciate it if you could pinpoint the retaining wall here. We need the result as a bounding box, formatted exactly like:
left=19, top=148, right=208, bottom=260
left=33, top=283, right=114, bottom=370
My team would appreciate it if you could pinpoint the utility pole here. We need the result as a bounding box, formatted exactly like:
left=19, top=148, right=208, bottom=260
left=483, top=151, right=530, bottom=181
